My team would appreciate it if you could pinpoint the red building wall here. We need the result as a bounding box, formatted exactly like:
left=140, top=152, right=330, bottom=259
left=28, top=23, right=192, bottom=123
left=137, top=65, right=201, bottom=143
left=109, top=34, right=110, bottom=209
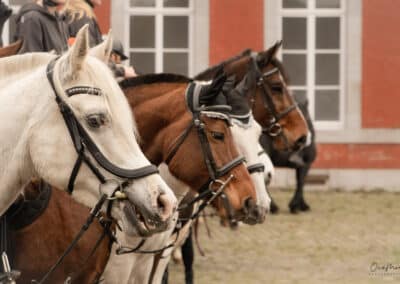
left=313, top=144, right=400, bottom=169
left=94, top=0, right=110, bottom=34
left=362, top=0, right=400, bottom=128
left=209, top=0, right=264, bottom=64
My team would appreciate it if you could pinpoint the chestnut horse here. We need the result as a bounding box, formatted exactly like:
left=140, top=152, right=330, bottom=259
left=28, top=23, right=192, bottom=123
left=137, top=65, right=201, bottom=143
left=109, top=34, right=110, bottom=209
left=5, top=181, right=111, bottom=283
left=120, top=74, right=259, bottom=225
left=196, top=43, right=316, bottom=214
left=195, top=42, right=309, bottom=152
left=3, top=73, right=259, bottom=283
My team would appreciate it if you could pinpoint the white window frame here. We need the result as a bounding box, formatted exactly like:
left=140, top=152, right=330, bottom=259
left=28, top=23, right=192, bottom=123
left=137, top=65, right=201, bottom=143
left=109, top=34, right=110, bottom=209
left=268, top=0, right=346, bottom=131
left=124, top=0, right=194, bottom=75
left=112, top=0, right=209, bottom=76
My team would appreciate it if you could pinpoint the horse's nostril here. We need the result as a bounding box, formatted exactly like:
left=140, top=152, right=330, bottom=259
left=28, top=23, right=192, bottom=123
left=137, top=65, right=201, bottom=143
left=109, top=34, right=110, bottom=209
left=244, top=197, right=254, bottom=211
left=156, top=193, right=173, bottom=221
left=157, top=195, right=165, bottom=210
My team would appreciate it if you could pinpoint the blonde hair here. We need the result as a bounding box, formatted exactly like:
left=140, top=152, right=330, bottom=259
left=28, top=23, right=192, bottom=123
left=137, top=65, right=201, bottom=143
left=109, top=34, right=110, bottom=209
left=65, top=0, right=95, bottom=21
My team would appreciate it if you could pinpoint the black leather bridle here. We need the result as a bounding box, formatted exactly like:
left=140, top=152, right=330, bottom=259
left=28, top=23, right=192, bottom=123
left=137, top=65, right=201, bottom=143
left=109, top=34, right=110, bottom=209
left=46, top=58, right=159, bottom=194
left=164, top=94, right=245, bottom=227
left=165, top=108, right=245, bottom=182
left=250, top=54, right=298, bottom=145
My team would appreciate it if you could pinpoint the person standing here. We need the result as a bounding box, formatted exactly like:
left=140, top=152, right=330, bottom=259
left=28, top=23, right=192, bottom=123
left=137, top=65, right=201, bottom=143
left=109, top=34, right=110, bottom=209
left=109, top=39, right=137, bottom=80
left=15, top=0, right=68, bottom=54
left=66, top=0, right=102, bottom=47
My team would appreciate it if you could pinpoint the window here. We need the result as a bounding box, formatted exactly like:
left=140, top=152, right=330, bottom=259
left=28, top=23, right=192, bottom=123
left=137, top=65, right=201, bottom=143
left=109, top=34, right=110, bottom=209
left=127, top=0, right=193, bottom=75
left=280, top=0, right=345, bottom=129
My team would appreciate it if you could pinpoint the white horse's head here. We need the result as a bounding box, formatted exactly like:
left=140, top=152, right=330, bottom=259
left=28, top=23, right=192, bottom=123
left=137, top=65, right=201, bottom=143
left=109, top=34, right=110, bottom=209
left=29, top=26, right=177, bottom=237
left=231, top=115, right=272, bottom=218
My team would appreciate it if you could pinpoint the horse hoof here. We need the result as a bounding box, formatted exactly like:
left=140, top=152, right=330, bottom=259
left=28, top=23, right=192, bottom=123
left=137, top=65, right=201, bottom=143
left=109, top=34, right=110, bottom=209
left=289, top=200, right=310, bottom=214
left=270, top=201, right=279, bottom=214
left=299, top=201, right=311, bottom=212
left=289, top=204, right=300, bottom=214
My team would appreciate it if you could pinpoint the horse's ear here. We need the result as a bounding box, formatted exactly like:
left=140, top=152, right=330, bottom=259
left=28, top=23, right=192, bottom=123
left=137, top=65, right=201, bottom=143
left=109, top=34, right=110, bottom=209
left=90, top=30, right=113, bottom=62
left=61, top=24, right=90, bottom=77
left=257, top=40, right=282, bottom=66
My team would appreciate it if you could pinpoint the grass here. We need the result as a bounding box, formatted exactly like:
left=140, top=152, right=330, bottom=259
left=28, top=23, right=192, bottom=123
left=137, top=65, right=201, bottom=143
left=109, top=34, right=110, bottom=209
left=168, top=190, right=400, bottom=284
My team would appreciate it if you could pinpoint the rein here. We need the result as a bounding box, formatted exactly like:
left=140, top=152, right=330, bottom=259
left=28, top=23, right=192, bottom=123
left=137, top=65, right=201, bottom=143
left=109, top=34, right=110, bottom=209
left=250, top=54, right=298, bottom=147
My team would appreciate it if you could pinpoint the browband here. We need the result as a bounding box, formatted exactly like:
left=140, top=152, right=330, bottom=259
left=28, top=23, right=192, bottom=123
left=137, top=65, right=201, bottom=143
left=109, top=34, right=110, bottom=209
left=65, top=86, right=102, bottom=97
left=46, top=57, right=159, bottom=192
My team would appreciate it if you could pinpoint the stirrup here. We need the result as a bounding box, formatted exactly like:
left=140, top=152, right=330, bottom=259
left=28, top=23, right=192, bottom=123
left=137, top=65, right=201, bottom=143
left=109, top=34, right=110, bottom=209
left=0, top=252, right=20, bottom=284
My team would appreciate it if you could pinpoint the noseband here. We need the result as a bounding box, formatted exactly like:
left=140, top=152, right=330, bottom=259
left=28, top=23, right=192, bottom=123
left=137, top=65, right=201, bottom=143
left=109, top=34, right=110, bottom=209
left=250, top=54, right=298, bottom=145
left=46, top=58, right=159, bottom=194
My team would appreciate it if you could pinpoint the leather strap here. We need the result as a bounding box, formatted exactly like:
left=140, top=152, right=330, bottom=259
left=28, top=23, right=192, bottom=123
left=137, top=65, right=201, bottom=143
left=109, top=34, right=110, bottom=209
left=46, top=58, right=159, bottom=193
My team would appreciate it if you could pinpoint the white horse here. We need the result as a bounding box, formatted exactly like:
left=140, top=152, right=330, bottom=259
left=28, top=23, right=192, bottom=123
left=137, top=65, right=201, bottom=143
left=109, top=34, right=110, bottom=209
left=231, top=115, right=272, bottom=213
left=0, top=25, right=176, bottom=237
left=102, top=114, right=273, bottom=284
left=257, top=142, right=275, bottom=186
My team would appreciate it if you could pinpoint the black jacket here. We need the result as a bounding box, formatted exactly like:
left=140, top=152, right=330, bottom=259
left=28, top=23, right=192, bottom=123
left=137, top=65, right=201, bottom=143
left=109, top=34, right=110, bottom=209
left=15, top=3, right=68, bottom=54
left=68, top=13, right=102, bottom=47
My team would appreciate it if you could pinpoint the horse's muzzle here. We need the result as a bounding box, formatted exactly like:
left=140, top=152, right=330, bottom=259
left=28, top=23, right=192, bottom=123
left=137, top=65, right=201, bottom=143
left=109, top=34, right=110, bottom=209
left=242, top=197, right=266, bottom=225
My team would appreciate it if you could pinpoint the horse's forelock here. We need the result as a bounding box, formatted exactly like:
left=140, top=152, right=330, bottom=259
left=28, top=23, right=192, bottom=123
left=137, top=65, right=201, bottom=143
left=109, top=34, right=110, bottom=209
left=55, top=55, right=141, bottom=142
left=86, top=58, right=140, bottom=140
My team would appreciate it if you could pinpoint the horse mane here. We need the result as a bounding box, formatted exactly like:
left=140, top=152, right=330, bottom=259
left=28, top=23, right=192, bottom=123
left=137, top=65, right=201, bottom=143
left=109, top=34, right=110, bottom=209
left=0, top=53, right=54, bottom=82
left=120, top=73, right=191, bottom=89
left=194, top=49, right=252, bottom=80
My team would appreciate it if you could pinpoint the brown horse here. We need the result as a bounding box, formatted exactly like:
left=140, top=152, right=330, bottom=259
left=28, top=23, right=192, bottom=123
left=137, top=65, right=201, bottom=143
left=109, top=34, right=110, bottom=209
left=121, top=74, right=258, bottom=223
left=195, top=42, right=309, bottom=152
left=6, top=181, right=111, bottom=283
left=4, top=73, right=259, bottom=283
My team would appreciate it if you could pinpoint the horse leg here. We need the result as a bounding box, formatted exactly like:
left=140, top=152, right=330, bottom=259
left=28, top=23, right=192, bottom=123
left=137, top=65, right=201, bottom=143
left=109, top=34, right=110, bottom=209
left=161, top=266, right=168, bottom=284
left=289, top=165, right=311, bottom=214
left=181, top=230, right=194, bottom=284
left=266, top=188, right=279, bottom=214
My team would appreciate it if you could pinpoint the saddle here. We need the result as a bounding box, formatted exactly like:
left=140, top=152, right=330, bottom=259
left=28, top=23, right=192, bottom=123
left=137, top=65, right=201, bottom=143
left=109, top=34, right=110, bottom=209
left=5, top=179, right=52, bottom=231
left=0, top=179, right=51, bottom=278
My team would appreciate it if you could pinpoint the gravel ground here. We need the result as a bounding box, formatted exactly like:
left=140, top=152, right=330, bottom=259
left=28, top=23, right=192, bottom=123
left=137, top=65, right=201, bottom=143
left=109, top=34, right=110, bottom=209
left=168, top=189, right=400, bottom=284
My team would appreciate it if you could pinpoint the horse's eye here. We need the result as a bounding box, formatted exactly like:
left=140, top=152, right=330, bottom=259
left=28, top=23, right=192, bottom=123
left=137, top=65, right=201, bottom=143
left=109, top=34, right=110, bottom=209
left=86, top=113, right=107, bottom=129
left=271, top=85, right=283, bottom=93
left=211, top=131, right=225, bottom=141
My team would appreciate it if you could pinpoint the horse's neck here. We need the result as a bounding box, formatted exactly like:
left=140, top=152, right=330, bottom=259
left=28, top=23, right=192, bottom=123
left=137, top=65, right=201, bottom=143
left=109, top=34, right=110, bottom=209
left=0, top=66, right=51, bottom=213
left=124, top=83, right=189, bottom=164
